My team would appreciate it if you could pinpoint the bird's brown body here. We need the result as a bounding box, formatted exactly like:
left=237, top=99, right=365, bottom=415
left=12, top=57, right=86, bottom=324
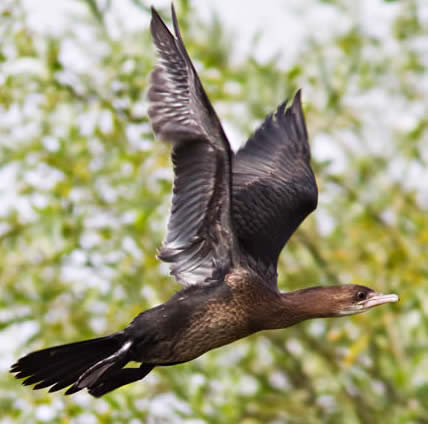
left=10, top=5, right=398, bottom=397
left=129, top=268, right=387, bottom=366
left=129, top=269, right=276, bottom=365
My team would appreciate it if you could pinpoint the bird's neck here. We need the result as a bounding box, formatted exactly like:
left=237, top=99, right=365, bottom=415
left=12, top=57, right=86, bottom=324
left=265, top=286, right=340, bottom=330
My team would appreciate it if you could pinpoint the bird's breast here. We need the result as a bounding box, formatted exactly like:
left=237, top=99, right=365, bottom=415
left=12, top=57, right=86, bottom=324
left=135, top=282, right=264, bottom=364
left=170, top=294, right=253, bottom=362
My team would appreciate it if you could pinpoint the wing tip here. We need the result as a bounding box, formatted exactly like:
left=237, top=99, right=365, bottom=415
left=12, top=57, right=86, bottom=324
left=150, top=6, right=162, bottom=27
left=282, top=88, right=307, bottom=142
left=292, top=88, right=303, bottom=112
left=151, top=3, right=182, bottom=41
left=171, top=3, right=181, bottom=38
left=150, top=4, right=176, bottom=43
left=276, top=88, right=302, bottom=118
left=276, top=99, right=288, bottom=117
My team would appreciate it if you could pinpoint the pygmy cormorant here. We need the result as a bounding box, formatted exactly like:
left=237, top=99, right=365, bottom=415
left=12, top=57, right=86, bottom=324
left=10, top=5, right=399, bottom=397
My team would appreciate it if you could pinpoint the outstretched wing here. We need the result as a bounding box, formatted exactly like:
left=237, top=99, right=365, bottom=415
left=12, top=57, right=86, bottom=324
left=148, top=6, right=236, bottom=286
left=232, top=91, right=318, bottom=284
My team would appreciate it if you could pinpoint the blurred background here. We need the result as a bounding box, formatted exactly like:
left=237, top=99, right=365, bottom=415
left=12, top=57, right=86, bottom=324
left=1, top=0, right=427, bottom=422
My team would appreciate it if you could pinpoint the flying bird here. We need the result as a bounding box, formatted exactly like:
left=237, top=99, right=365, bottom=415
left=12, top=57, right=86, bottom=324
left=10, top=5, right=398, bottom=397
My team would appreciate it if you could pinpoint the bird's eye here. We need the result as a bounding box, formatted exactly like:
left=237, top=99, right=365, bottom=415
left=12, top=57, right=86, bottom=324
left=357, top=291, right=367, bottom=301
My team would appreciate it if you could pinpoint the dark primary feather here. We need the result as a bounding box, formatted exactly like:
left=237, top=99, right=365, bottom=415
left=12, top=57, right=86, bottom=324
left=232, top=91, right=318, bottom=284
left=148, top=6, right=237, bottom=285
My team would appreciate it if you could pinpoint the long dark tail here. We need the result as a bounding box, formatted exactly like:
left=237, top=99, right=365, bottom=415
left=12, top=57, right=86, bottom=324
left=10, top=333, right=154, bottom=397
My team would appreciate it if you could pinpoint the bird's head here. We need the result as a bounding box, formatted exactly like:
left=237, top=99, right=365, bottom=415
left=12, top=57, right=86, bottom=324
left=282, top=284, right=399, bottom=323
left=325, top=284, right=399, bottom=317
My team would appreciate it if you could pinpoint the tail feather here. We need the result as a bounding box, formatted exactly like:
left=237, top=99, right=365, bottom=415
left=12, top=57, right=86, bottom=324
left=35, top=353, right=102, bottom=391
left=48, top=353, right=112, bottom=393
left=20, top=348, right=101, bottom=387
left=11, top=333, right=128, bottom=395
left=75, top=340, right=133, bottom=389
left=88, top=364, right=154, bottom=397
left=13, top=336, right=119, bottom=368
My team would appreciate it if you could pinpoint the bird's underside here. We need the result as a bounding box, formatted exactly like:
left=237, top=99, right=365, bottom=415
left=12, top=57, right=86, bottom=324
left=10, top=4, right=398, bottom=398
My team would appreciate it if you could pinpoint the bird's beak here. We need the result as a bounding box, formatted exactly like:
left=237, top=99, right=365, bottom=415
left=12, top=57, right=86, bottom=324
left=361, top=292, right=399, bottom=309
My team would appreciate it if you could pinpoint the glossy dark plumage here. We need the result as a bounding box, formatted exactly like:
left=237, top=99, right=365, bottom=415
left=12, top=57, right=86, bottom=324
left=10, top=5, right=398, bottom=397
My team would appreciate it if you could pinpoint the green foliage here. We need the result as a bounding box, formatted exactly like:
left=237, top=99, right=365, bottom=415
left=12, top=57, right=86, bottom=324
left=1, top=0, right=427, bottom=423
